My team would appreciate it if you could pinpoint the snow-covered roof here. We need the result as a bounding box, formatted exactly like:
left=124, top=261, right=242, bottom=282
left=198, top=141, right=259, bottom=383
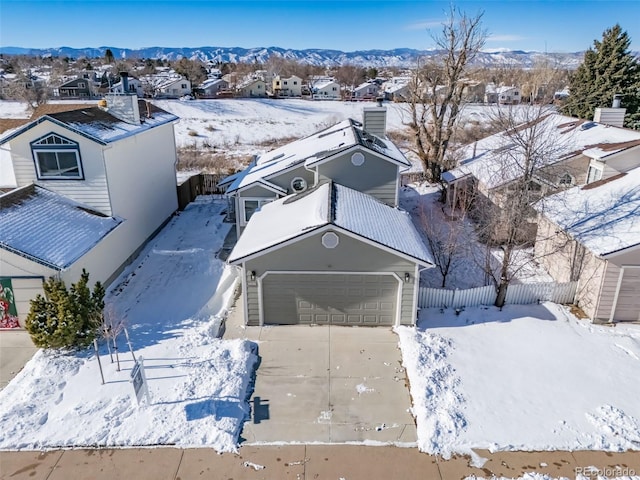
left=538, top=166, right=640, bottom=257
left=228, top=182, right=433, bottom=266
left=223, top=119, right=410, bottom=194
left=497, top=85, right=519, bottom=94
left=199, top=78, right=227, bottom=89
left=0, top=185, right=122, bottom=270
left=311, top=78, right=339, bottom=90
left=0, top=102, right=178, bottom=146
left=445, top=113, right=640, bottom=190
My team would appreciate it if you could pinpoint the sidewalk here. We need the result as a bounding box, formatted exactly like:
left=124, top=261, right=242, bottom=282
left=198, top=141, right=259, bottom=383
left=1, top=445, right=639, bottom=480
left=0, top=330, right=37, bottom=390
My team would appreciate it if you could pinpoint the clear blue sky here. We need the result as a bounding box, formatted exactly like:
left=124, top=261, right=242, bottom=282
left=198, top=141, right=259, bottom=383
left=1, top=0, right=639, bottom=53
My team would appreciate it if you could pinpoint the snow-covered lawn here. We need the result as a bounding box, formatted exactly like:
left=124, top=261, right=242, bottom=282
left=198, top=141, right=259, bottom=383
left=0, top=197, right=258, bottom=451
left=397, top=303, right=640, bottom=458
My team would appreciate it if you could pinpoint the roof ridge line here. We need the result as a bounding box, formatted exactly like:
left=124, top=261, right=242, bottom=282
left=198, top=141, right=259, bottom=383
left=328, top=180, right=336, bottom=223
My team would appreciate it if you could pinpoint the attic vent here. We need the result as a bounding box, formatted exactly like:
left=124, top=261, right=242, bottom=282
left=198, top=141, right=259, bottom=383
left=32, top=133, right=76, bottom=146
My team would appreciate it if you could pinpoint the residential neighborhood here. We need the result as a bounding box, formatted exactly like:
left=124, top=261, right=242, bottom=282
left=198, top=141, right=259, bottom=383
left=1, top=3, right=640, bottom=479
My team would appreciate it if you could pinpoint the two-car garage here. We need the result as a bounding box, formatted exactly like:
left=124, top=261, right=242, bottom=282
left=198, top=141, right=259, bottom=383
left=262, top=273, right=399, bottom=326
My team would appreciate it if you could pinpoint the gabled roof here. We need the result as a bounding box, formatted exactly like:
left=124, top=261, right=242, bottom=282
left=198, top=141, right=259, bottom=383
left=0, top=185, right=122, bottom=270
left=228, top=182, right=433, bottom=266
left=223, top=119, right=410, bottom=194
left=0, top=101, right=178, bottom=146
left=537, top=166, right=640, bottom=257
left=445, top=113, right=640, bottom=190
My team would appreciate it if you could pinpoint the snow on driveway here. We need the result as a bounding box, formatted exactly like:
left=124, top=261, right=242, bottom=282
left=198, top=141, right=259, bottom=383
left=0, top=197, right=258, bottom=452
left=397, top=303, right=640, bottom=458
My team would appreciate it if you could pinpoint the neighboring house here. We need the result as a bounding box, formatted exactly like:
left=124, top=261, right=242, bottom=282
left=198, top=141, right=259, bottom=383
left=196, top=78, right=229, bottom=98
left=56, top=77, right=95, bottom=99
left=382, top=78, right=411, bottom=102
left=138, top=73, right=191, bottom=98
left=462, top=81, right=485, bottom=103
left=111, top=75, right=144, bottom=97
left=235, top=78, right=267, bottom=98
left=0, top=93, right=180, bottom=325
left=443, top=110, right=640, bottom=244
left=535, top=166, right=640, bottom=322
left=272, top=75, right=303, bottom=97
left=221, top=105, right=434, bottom=326
left=351, top=82, right=379, bottom=101
left=310, top=78, right=341, bottom=100
left=484, top=84, right=520, bottom=104
left=443, top=111, right=640, bottom=214
left=484, top=83, right=498, bottom=104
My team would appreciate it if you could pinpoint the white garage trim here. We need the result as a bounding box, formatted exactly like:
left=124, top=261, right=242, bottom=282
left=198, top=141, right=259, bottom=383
left=257, top=270, right=403, bottom=326
left=609, top=265, right=640, bottom=322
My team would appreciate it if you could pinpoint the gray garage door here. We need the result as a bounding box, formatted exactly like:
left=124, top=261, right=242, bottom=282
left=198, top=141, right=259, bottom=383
left=613, top=268, right=640, bottom=322
left=262, top=273, right=398, bottom=325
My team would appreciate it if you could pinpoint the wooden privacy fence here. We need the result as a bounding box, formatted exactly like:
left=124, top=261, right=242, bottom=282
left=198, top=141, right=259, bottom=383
left=177, top=173, right=226, bottom=210
left=418, top=281, right=578, bottom=309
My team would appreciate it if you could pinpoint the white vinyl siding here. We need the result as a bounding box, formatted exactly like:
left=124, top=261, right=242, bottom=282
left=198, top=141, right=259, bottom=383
left=10, top=122, right=111, bottom=215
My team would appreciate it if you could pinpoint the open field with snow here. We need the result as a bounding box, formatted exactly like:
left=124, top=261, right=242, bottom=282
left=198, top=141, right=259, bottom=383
left=398, top=303, right=640, bottom=458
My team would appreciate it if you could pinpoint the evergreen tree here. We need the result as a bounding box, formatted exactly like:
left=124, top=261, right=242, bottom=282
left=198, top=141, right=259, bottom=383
left=26, top=270, right=104, bottom=349
left=104, top=48, right=115, bottom=64
left=562, top=24, right=640, bottom=129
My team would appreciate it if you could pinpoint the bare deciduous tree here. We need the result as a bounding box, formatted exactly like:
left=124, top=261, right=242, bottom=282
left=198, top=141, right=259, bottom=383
left=469, top=105, right=579, bottom=306
left=408, top=7, right=487, bottom=181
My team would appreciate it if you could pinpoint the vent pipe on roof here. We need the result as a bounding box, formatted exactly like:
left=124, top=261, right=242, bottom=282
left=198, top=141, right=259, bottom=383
left=612, top=94, right=622, bottom=109
left=120, top=71, right=129, bottom=93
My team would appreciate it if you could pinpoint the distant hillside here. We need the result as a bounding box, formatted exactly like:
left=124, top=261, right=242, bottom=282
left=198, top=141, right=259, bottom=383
left=0, top=45, right=604, bottom=69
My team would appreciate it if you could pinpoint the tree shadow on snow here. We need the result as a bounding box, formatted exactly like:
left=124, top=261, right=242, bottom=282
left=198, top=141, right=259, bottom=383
left=417, top=303, right=559, bottom=330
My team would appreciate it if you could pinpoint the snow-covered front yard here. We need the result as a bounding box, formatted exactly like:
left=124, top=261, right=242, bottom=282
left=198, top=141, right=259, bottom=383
left=397, top=303, right=640, bottom=458
left=0, top=197, right=258, bottom=451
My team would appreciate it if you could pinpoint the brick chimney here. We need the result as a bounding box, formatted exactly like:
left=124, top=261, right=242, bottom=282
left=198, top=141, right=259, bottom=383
left=593, top=94, right=626, bottom=128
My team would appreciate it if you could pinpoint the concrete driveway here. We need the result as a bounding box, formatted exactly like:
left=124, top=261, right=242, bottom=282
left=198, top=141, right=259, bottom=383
left=0, top=330, right=38, bottom=390
left=225, top=301, right=417, bottom=445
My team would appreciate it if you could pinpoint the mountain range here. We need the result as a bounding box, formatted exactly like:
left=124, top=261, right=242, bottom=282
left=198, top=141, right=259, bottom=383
left=0, top=45, right=597, bottom=69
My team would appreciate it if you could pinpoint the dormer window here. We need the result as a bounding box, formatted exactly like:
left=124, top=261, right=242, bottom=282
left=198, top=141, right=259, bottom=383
left=31, top=133, right=83, bottom=180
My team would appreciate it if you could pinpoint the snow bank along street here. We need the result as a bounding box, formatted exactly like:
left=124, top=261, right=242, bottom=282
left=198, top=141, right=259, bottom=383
left=398, top=302, right=640, bottom=458
left=0, top=197, right=258, bottom=452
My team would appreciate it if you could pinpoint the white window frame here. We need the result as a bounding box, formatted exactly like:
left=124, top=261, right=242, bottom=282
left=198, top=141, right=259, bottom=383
left=587, top=164, right=603, bottom=184
left=31, top=133, right=84, bottom=180
left=241, top=198, right=273, bottom=225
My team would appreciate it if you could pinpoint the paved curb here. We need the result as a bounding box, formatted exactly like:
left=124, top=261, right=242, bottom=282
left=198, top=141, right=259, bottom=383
left=2, top=445, right=639, bottom=480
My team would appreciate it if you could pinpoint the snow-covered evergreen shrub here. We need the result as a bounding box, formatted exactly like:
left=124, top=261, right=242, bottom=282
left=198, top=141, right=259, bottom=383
left=26, top=270, right=105, bottom=349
